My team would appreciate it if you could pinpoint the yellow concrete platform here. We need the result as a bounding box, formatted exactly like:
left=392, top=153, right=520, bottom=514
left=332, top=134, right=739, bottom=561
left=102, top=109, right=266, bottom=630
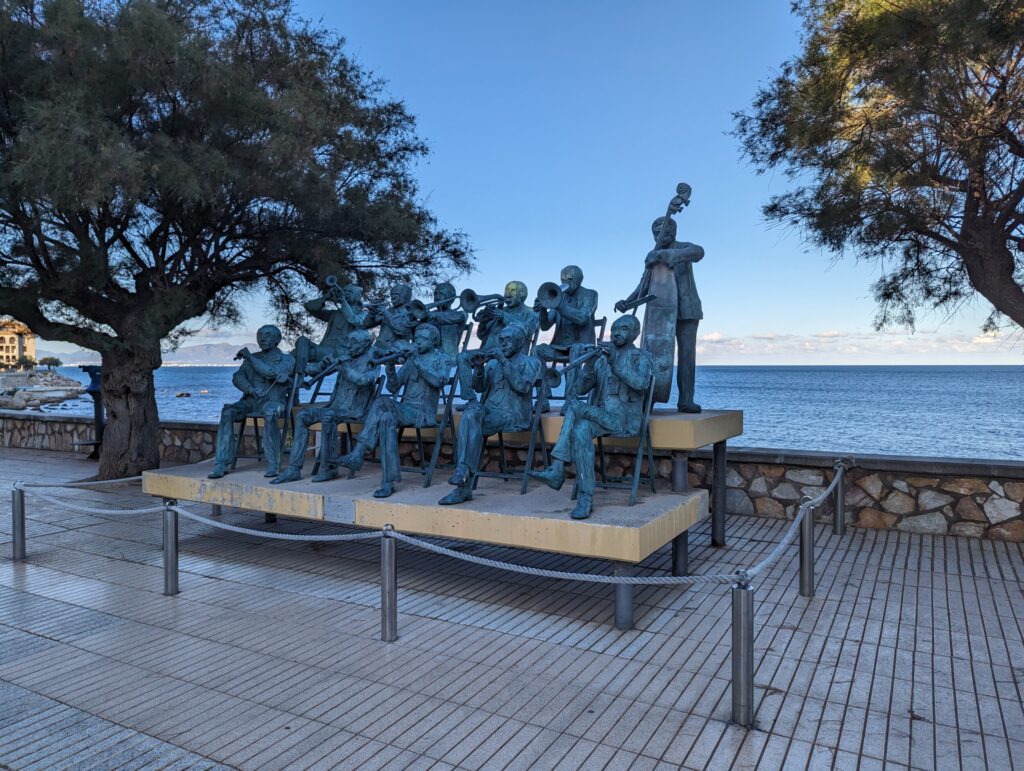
left=142, top=457, right=708, bottom=563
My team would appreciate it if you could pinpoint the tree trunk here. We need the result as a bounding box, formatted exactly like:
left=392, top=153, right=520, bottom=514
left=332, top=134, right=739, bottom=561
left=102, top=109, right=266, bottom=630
left=98, top=348, right=162, bottom=479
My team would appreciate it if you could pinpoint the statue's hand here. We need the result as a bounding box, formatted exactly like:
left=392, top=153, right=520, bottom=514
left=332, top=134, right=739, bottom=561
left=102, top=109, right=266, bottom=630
left=614, top=300, right=627, bottom=314
left=644, top=250, right=662, bottom=268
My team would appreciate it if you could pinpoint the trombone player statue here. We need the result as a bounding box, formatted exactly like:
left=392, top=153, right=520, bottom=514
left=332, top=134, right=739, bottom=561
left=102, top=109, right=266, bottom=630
left=293, top=276, right=368, bottom=374
left=534, top=265, right=598, bottom=405
left=413, top=281, right=468, bottom=357
left=616, top=183, right=704, bottom=412
left=270, top=329, right=379, bottom=484
left=208, top=325, right=296, bottom=480
left=440, top=323, right=541, bottom=505
left=336, top=324, right=453, bottom=498
left=529, top=315, right=653, bottom=520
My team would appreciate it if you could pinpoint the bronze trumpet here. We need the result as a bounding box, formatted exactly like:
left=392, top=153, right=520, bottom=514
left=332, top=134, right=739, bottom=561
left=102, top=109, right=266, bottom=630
left=459, top=289, right=504, bottom=320
left=534, top=281, right=569, bottom=311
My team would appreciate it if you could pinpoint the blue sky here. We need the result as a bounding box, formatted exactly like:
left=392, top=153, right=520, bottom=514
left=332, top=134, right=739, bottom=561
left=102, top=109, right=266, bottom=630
left=45, top=1, right=1024, bottom=362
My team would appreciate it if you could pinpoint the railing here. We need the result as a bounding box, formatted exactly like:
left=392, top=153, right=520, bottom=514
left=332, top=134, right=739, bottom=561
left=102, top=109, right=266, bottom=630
left=8, top=457, right=852, bottom=729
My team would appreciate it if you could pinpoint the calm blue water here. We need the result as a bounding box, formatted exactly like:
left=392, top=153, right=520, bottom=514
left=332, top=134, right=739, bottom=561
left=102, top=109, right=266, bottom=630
left=42, top=365, right=1024, bottom=460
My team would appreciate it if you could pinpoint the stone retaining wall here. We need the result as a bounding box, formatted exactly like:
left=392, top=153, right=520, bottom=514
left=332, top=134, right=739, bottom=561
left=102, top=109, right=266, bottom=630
left=2, top=411, right=1021, bottom=540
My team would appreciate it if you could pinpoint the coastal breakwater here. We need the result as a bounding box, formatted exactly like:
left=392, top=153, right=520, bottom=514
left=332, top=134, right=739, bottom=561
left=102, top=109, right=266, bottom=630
left=2, top=411, right=1022, bottom=541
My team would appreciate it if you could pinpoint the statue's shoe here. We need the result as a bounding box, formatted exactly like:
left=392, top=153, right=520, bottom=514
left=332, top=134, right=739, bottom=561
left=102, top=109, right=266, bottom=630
left=336, top=453, right=363, bottom=472
left=570, top=495, right=593, bottom=520
left=438, top=487, right=471, bottom=506
left=263, top=468, right=280, bottom=478
left=311, top=467, right=339, bottom=483
left=528, top=466, right=566, bottom=491
left=207, top=466, right=228, bottom=479
left=270, top=469, right=301, bottom=485
left=373, top=483, right=395, bottom=498
left=677, top=403, right=702, bottom=414
left=447, top=463, right=471, bottom=486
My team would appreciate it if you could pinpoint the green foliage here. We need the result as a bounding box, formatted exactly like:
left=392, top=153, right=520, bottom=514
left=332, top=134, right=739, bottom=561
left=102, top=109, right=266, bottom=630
left=15, top=355, right=36, bottom=369
left=0, top=0, right=471, bottom=356
left=735, top=0, right=1024, bottom=330
left=38, top=356, right=62, bottom=368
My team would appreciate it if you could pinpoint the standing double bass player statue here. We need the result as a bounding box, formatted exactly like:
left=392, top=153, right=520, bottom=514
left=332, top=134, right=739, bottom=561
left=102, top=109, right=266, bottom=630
left=616, top=183, right=704, bottom=413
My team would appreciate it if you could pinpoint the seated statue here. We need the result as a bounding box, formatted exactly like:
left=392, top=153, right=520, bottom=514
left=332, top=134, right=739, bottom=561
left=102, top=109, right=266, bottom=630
left=367, top=283, right=417, bottom=356
left=528, top=315, right=653, bottom=519
left=457, top=280, right=539, bottom=403
left=440, top=323, right=540, bottom=505
left=425, top=281, right=468, bottom=357
left=270, top=329, right=379, bottom=484
left=208, top=325, right=296, bottom=480
left=533, top=264, right=598, bottom=409
left=293, top=280, right=368, bottom=374
left=336, top=324, right=454, bottom=498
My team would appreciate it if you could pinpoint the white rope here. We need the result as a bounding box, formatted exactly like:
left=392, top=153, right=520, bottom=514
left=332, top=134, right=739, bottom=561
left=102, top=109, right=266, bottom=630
left=15, top=475, right=142, bottom=489
left=20, top=487, right=169, bottom=516
left=171, top=506, right=384, bottom=543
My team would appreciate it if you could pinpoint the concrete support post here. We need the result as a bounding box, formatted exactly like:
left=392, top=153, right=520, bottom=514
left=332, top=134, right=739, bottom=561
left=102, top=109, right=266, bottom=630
left=380, top=530, right=398, bottom=642
left=799, top=505, right=815, bottom=598
left=12, top=488, right=26, bottom=562
left=613, top=563, right=634, bottom=631
left=672, top=532, right=689, bottom=576
left=712, top=440, right=727, bottom=547
left=162, top=503, right=179, bottom=596
left=832, top=462, right=846, bottom=537
left=731, top=581, right=754, bottom=727
left=671, top=451, right=689, bottom=493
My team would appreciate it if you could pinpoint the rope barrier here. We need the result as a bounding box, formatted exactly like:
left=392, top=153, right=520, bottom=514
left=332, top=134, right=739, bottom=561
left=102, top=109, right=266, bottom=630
left=14, top=475, right=142, bottom=489
left=170, top=506, right=384, bottom=543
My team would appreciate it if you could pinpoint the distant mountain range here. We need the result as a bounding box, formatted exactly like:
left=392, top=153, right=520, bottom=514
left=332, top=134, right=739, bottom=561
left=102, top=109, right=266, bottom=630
left=37, top=342, right=243, bottom=366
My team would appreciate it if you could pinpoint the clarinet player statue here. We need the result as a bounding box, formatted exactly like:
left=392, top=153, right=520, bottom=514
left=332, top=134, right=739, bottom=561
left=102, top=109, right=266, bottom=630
left=616, top=183, right=704, bottom=412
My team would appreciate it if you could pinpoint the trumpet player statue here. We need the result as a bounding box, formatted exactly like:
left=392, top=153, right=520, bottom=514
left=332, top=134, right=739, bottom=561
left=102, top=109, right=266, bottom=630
left=294, top=278, right=368, bottom=374
left=616, top=183, right=704, bottom=412
left=458, top=281, right=539, bottom=403
left=534, top=265, right=598, bottom=406
left=367, top=283, right=417, bottom=355
left=440, top=323, right=541, bottom=505
left=529, top=315, right=653, bottom=519
left=336, top=324, right=454, bottom=497
left=208, top=325, right=296, bottom=480
left=423, top=282, right=468, bottom=357
left=270, top=330, right=379, bottom=484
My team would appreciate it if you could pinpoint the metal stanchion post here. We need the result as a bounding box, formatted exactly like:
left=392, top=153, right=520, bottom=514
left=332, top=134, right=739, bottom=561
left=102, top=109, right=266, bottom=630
left=712, top=440, right=727, bottom=547
left=211, top=504, right=222, bottom=517
left=731, top=580, right=754, bottom=727
left=832, top=462, right=846, bottom=537
left=799, top=505, right=815, bottom=597
left=381, top=528, right=398, bottom=642
left=671, top=451, right=689, bottom=493
left=162, top=502, right=179, bottom=596
left=12, top=488, right=26, bottom=561
left=613, top=563, right=634, bottom=630
left=672, top=532, right=689, bottom=576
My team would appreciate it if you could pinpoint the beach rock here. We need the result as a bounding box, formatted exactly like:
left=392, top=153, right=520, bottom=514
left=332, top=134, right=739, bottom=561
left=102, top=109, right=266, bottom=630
left=984, top=497, right=1020, bottom=524
left=688, top=473, right=702, bottom=489
left=941, top=478, right=991, bottom=496
left=989, top=481, right=1005, bottom=497
left=738, top=464, right=757, bottom=480
left=755, top=497, right=786, bottom=517
left=856, top=474, right=883, bottom=500
left=950, top=522, right=985, bottom=538
left=955, top=497, right=987, bottom=522
left=892, top=480, right=910, bottom=494
left=749, top=477, right=769, bottom=497
left=845, top=485, right=874, bottom=508
left=774, top=482, right=801, bottom=501
left=898, top=512, right=948, bottom=534
left=858, top=508, right=897, bottom=529
left=906, top=477, right=940, bottom=488
left=785, top=469, right=823, bottom=486
left=881, top=491, right=916, bottom=515
left=917, top=490, right=954, bottom=511
left=726, top=468, right=744, bottom=488
left=756, top=464, right=785, bottom=478
left=988, top=520, right=1024, bottom=541
left=1004, top=482, right=1024, bottom=503
left=725, top=488, right=754, bottom=515
left=657, top=459, right=672, bottom=479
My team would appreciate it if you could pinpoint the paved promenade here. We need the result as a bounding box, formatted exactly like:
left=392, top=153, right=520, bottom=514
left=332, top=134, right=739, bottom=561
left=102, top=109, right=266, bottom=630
left=0, top=448, right=1022, bottom=769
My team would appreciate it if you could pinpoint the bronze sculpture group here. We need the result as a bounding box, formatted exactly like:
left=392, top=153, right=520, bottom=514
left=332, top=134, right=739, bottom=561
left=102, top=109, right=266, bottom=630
left=207, top=183, right=705, bottom=520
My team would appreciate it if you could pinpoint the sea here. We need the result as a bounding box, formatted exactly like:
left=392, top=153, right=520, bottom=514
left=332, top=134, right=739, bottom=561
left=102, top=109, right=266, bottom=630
left=41, top=365, right=1024, bottom=461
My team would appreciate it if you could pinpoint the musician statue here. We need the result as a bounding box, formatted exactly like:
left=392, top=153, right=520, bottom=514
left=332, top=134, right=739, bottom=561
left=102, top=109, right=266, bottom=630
left=440, top=323, right=541, bottom=505
left=208, top=325, right=296, bottom=480
left=529, top=315, right=653, bottom=520
left=617, top=183, right=704, bottom=412
left=293, top=278, right=368, bottom=374
left=336, top=324, right=454, bottom=498
left=458, top=280, right=538, bottom=404
left=367, top=283, right=417, bottom=355
left=270, top=329, right=379, bottom=484
left=424, top=282, right=468, bottom=357
left=533, top=265, right=598, bottom=407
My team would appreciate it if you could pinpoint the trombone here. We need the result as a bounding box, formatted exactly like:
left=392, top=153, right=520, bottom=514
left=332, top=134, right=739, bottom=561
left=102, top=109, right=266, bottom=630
left=458, top=288, right=505, bottom=320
